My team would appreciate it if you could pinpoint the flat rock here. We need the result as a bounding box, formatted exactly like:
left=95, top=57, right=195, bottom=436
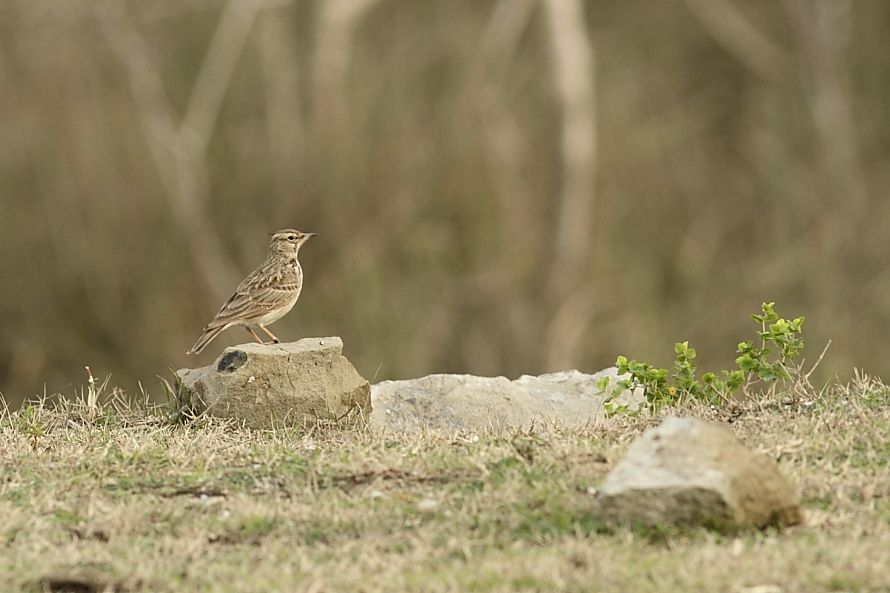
left=176, top=337, right=370, bottom=429
left=369, top=368, right=639, bottom=433
left=596, top=416, right=803, bottom=530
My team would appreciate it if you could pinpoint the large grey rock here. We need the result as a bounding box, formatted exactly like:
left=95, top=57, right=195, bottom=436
left=176, top=337, right=370, bottom=429
left=597, top=416, right=803, bottom=530
left=369, top=368, right=639, bottom=433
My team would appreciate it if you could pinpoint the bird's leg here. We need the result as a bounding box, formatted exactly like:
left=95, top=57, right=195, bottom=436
left=246, top=326, right=265, bottom=344
left=259, top=324, right=280, bottom=344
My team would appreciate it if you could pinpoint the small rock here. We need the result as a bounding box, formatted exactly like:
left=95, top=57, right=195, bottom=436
left=596, top=417, right=803, bottom=530
left=370, top=368, right=639, bottom=433
left=738, top=586, right=784, bottom=593
left=176, top=337, right=370, bottom=429
left=416, top=498, right=439, bottom=512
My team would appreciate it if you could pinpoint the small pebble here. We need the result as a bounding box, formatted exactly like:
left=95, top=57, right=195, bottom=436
left=417, top=498, right=439, bottom=511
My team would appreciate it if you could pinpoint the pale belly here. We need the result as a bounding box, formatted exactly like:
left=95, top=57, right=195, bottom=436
left=251, top=294, right=299, bottom=326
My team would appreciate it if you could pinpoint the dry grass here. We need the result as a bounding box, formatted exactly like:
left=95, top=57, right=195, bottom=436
left=1, top=375, right=888, bottom=593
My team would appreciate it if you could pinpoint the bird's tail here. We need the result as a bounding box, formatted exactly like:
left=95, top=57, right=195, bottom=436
left=187, top=324, right=228, bottom=355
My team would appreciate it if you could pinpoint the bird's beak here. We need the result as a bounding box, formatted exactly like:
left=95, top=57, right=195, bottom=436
left=305, top=233, right=318, bottom=238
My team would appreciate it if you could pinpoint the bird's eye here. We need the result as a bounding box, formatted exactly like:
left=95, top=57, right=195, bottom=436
left=287, top=235, right=296, bottom=241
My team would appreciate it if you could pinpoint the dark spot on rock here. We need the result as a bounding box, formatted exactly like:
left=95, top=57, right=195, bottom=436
left=217, top=350, right=247, bottom=373
left=38, top=576, right=104, bottom=593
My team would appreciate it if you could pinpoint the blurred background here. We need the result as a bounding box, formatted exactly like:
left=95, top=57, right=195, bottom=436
left=1, top=0, right=888, bottom=407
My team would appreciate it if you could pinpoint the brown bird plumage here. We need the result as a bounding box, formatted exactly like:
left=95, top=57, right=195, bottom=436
left=187, top=229, right=316, bottom=355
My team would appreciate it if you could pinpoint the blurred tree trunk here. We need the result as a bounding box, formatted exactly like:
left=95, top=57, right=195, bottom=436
left=473, top=0, right=539, bottom=370
left=790, top=0, right=866, bottom=235
left=258, top=7, right=306, bottom=217
left=95, top=1, right=275, bottom=301
left=542, top=0, right=597, bottom=371
left=684, top=0, right=790, bottom=81
left=312, top=0, right=383, bottom=134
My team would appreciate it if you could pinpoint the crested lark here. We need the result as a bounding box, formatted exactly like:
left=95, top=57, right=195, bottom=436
left=188, top=229, right=316, bottom=355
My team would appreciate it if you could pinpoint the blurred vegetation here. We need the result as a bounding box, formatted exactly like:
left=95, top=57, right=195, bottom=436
left=1, top=0, right=889, bottom=406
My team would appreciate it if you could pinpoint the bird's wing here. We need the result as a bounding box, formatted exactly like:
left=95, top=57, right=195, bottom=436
left=204, top=262, right=302, bottom=328
left=206, top=287, right=293, bottom=327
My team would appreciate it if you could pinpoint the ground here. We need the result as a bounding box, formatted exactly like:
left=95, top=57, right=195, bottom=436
left=1, top=374, right=888, bottom=593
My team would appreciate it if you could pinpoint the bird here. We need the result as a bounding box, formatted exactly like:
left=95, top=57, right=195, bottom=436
left=187, top=229, right=316, bottom=355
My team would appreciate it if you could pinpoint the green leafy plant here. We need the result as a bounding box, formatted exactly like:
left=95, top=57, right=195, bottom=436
left=15, top=404, right=47, bottom=449
left=597, top=302, right=805, bottom=415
